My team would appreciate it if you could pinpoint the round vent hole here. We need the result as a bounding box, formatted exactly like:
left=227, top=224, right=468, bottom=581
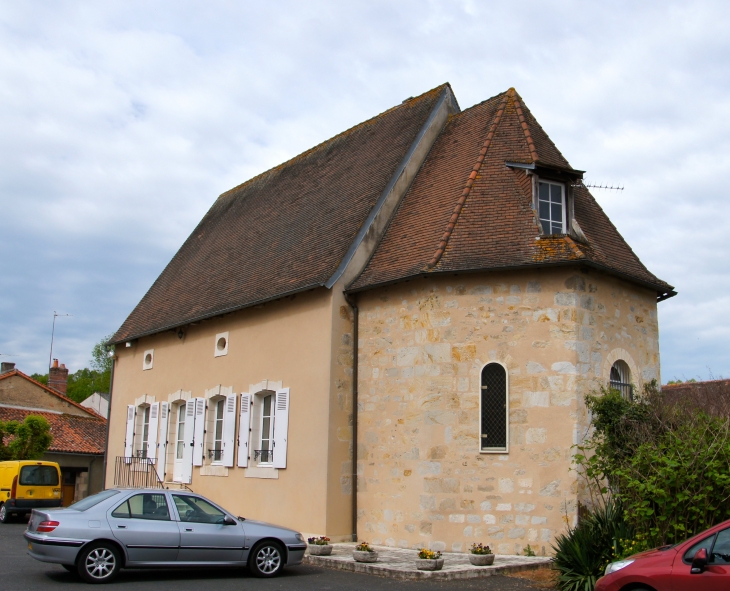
left=144, top=353, right=152, bottom=365
left=217, top=337, right=227, bottom=351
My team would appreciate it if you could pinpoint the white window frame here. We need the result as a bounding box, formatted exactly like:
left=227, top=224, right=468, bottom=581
left=214, top=332, right=229, bottom=357
left=536, top=179, right=567, bottom=235
left=479, top=361, right=509, bottom=454
left=135, top=405, right=151, bottom=459
left=258, top=392, right=275, bottom=466
left=207, top=397, right=226, bottom=464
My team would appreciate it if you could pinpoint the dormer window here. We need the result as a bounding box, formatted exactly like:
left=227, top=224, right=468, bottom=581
left=538, top=180, right=566, bottom=235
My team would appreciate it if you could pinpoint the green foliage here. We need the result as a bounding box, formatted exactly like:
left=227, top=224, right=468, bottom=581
left=523, top=544, right=536, bottom=557
left=91, top=334, right=114, bottom=374
left=575, top=380, right=730, bottom=547
left=66, top=368, right=110, bottom=403
left=0, top=415, right=53, bottom=460
left=30, top=373, right=48, bottom=385
left=552, top=500, right=633, bottom=591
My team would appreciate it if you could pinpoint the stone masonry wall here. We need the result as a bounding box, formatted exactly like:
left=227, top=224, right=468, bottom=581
left=355, top=266, right=659, bottom=555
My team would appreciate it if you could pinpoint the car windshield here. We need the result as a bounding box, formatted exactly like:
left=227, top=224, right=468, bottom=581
left=68, top=489, right=120, bottom=511
left=19, top=465, right=59, bottom=486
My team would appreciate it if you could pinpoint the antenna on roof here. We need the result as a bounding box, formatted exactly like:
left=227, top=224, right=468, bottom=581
left=571, top=180, right=624, bottom=191
left=0, top=353, right=18, bottom=357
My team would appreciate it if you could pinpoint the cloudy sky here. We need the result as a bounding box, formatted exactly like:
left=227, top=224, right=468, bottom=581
left=1, top=1, right=728, bottom=382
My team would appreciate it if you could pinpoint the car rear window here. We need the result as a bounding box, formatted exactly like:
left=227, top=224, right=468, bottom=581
left=68, top=489, right=120, bottom=511
left=19, top=465, right=59, bottom=486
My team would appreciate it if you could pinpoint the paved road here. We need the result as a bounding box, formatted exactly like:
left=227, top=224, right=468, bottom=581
left=0, top=521, right=544, bottom=591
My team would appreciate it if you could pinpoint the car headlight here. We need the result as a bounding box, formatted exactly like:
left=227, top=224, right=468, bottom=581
left=295, top=533, right=304, bottom=542
left=605, top=559, right=634, bottom=575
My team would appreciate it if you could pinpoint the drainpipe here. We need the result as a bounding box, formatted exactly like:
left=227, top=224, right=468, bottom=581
left=344, top=292, right=358, bottom=542
left=102, top=356, right=115, bottom=490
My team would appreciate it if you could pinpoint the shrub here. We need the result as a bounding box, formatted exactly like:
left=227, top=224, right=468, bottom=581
left=355, top=542, right=374, bottom=552
left=552, top=499, right=634, bottom=591
left=307, top=536, right=330, bottom=545
left=418, top=548, right=442, bottom=559
left=470, top=543, right=492, bottom=555
left=575, top=381, right=730, bottom=547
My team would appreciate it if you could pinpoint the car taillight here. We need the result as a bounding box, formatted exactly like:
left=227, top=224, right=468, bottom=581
left=37, top=521, right=60, bottom=532
left=10, top=475, right=17, bottom=500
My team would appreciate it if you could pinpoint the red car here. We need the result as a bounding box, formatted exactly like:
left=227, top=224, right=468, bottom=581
left=596, top=518, right=730, bottom=590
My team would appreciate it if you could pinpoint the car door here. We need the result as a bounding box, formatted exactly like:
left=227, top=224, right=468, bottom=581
left=672, top=528, right=730, bottom=591
left=108, top=492, right=180, bottom=563
left=171, top=494, right=246, bottom=563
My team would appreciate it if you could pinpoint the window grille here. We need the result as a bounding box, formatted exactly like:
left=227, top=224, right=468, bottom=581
left=481, top=363, right=508, bottom=451
left=610, top=361, right=633, bottom=400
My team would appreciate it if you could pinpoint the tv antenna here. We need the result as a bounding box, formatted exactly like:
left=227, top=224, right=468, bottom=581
left=49, top=311, right=72, bottom=369
left=571, top=180, right=624, bottom=191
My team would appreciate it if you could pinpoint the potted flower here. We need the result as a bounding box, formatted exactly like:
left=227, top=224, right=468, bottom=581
left=468, top=542, right=495, bottom=566
left=353, top=541, right=378, bottom=563
left=307, top=536, right=332, bottom=556
left=416, top=548, right=444, bottom=571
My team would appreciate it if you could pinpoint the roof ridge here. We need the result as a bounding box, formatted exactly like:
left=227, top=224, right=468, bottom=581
left=510, top=90, right=539, bottom=162
left=426, top=90, right=511, bottom=269
left=219, top=84, right=452, bottom=201
left=0, top=369, right=105, bottom=420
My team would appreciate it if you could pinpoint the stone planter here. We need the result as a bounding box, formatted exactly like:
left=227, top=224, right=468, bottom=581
left=468, top=553, right=495, bottom=566
left=308, top=544, right=333, bottom=556
left=353, top=550, right=378, bottom=563
left=416, top=558, right=444, bottom=571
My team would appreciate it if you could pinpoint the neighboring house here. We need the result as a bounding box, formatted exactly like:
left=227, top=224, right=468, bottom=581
left=0, top=362, right=107, bottom=505
left=106, top=84, right=674, bottom=555
left=662, top=379, right=730, bottom=416
left=80, top=392, right=110, bottom=419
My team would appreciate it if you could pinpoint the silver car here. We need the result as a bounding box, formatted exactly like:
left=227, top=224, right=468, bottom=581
left=24, top=488, right=307, bottom=583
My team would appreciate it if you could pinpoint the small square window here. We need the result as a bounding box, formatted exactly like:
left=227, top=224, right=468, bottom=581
left=142, top=349, right=154, bottom=371
left=214, top=332, right=229, bottom=357
left=537, top=181, right=566, bottom=235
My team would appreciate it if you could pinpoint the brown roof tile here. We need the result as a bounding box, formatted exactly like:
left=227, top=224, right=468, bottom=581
left=350, top=90, right=673, bottom=297
left=0, top=407, right=107, bottom=455
left=111, top=85, right=450, bottom=343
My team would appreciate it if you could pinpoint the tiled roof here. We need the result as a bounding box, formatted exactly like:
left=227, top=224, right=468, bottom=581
left=350, top=89, right=674, bottom=297
left=0, top=370, right=105, bottom=420
left=0, top=407, right=106, bottom=455
left=111, top=85, right=450, bottom=344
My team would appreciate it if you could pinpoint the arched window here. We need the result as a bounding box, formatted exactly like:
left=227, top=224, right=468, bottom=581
left=480, top=363, right=508, bottom=452
left=610, top=360, right=633, bottom=400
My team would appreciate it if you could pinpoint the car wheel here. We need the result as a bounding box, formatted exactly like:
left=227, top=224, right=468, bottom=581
left=249, top=540, right=285, bottom=577
left=77, top=542, right=121, bottom=584
left=0, top=503, right=12, bottom=523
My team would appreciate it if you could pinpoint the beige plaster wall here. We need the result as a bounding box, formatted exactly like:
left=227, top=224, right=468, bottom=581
left=106, top=287, right=346, bottom=537
left=354, top=267, right=659, bottom=555
left=0, top=375, right=91, bottom=416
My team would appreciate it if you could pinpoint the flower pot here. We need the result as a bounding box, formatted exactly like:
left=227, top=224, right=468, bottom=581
left=308, top=544, right=333, bottom=556
left=468, top=553, right=495, bottom=566
left=353, top=550, right=378, bottom=563
left=416, top=558, right=444, bottom=571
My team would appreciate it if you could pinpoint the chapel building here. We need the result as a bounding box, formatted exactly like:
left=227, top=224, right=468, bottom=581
left=106, top=84, right=675, bottom=555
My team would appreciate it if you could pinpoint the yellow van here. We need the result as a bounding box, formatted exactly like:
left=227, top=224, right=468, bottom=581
left=0, top=461, right=62, bottom=523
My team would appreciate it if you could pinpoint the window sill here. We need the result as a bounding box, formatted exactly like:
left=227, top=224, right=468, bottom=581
left=244, top=466, right=279, bottom=479
left=200, top=464, right=229, bottom=477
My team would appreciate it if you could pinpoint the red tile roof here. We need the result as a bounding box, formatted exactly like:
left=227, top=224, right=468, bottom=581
left=350, top=89, right=673, bottom=297
left=0, top=370, right=105, bottom=420
left=110, top=85, right=451, bottom=344
left=0, top=407, right=106, bottom=455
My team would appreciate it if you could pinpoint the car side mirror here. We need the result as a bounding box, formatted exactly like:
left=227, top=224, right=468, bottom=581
left=691, top=547, right=708, bottom=574
left=223, top=515, right=237, bottom=526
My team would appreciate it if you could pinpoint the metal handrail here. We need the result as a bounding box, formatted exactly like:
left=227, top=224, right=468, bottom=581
left=114, top=456, right=163, bottom=488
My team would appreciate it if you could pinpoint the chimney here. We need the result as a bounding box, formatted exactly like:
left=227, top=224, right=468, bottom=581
left=48, top=359, right=69, bottom=395
left=1, top=362, right=15, bottom=373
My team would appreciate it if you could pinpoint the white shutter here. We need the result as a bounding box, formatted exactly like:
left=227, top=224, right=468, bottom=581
left=146, top=402, right=159, bottom=463
left=124, top=405, right=135, bottom=459
left=272, top=388, right=290, bottom=469
left=181, top=401, right=195, bottom=484
left=192, top=397, right=206, bottom=466
left=156, top=402, right=169, bottom=481
left=237, top=393, right=251, bottom=468
left=221, top=394, right=237, bottom=467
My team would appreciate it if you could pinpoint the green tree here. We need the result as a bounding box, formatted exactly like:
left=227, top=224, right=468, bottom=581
left=0, top=415, right=53, bottom=460
left=91, top=334, right=114, bottom=374
left=30, top=373, right=48, bottom=385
